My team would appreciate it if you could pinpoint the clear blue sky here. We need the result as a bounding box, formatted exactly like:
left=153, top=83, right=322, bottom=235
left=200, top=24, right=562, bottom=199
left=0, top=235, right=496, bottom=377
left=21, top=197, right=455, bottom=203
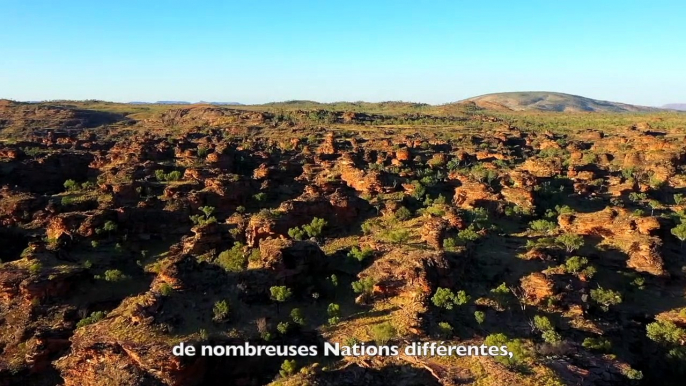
left=1, top=0, right=684, bottom=105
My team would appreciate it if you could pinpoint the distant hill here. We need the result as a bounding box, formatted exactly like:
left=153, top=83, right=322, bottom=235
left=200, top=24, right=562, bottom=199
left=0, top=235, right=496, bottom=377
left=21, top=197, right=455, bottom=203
left=663, top=104, right=686, bottom=111
left=128, top=101, right=242, bottom=106
left=196, top=101, right=243, bottom=106
left=460, top=92, right=661, bottom=112
left=129, top=101, right=191, bottom=105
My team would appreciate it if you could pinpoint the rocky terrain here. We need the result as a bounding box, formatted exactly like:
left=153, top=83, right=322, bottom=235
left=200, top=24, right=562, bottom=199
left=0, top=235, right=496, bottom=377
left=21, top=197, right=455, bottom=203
left=1, top=99, right=686, bottom=385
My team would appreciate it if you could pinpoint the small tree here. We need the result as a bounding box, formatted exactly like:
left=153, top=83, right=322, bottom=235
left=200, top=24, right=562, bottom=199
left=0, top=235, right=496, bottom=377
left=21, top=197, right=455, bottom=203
left=327, top=303, right=341, bottom=325
left=167, top=170, right=182, bottom=181
left=431, top=288, right=469, bottom=310
left=646, top=320, right=686, bottom=345
left=564, top=256, right=588, bottom=274
left=329, top=274, right=338, bottom=287
left=432, top=287, right=457, bottom=310
left=529, top=219, right=557, bottom=234
left=279, top=359, right=297, bottom=378
left=533, top=315, right=554, bottom=332
left=76, top=311, right=106, bottom=328
left=103, top=220, right=118, bottom=237
left=474, top=310, right=486, bottom=325
left=200, top=206, right=215, bottom=219
left=648, top=200, right=662, bottom=216
left=590, top=286, right=622, bottom=311
left=63, top=179, right=79, bottom=192
left=290, top=308, right=306, bottom=326
left=303, top=217, right=327, bottom=238
left=103, top=269, right=127, bottom=282
left=213, top=300, right=230, bottom=322
left=394, top=206, right=413, bottom=221
left=437, top=322, right=453, bottom=338
left=556, top=233, right=584, bottom=253
left=28, top=262, right=43, bottom=275
left=348, top=246, right=374, bottom=262
left=159, top=283, right=174, bottom=296
left=270, top=286, right=292, bottom=314
left=582, top=337, right=612, bottom=352
left=671, top=223, right=686, bottom=249
left=542, top=330, right=562, bottom=344
left=484, top=333, right=528, bottom=368
left=253, top=192, right=267, bottom=203
left=288, top=227, right=306, bottom=241
left=216, top=242, right=247, bottom=272
left=371, top=322, right=397, bottom=345
left=277, top=321, right=290, bottom=334
left=351, top=277, right=375, bottom=295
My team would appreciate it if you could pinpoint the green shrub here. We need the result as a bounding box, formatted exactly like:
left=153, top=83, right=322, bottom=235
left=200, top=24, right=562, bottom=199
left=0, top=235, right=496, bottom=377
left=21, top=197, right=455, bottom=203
left=351, top=277, right=375, bottom=295
left=270, top=286, right=292, bottom=313
left=159, top=283, right=174, bottom=296
left=303, top=217, right=327, bottom=238
left=290, top=308, right=306, bottom=326
left=457, top=228, right=480, bottom=242
left=371, top=322, right=397, bottom=345
left=167, top=170, right=182, bottom=181
left=279, top=359, right=297, bottom=378
left=582, top=337, right=612, bottom=352
left=361, top=220, right=375, bottom=235
left=103, top=269, right=127, bottom=282
left=484, top=333, right=528, bottom=368
left=103, top=220, right=118, bottom=234
left=529, top=219, right=557, bottom=234
left=253, top=192, right=267, bottom=202
left=28, top=262, right=43, bottom=275
left=394, top=206, right=412, bottom=221
left=277, top=321, right=290, bottom=334
left=474, top=310, right=486, bottom=325
left=431, top=288, right=470, bottom=310
left=197, top=146, right=209, bottom=158
left=564, top=256, right=588, bottom=274
left=384, top=229, right=410, bottom=244
left=533, top=315, right=554, bottom=332
left=348, top=246, right=374, bottom=262
left=216, top=242, right=248, bottom=272
left=63, top=179, right=79, bottom=192
left=590, top=287, right=622, bottom=311
left=646, top=320, right=686, bottom=345
left=61, top=196, right=77, bottom=206
left=288, top=227, right=306, bottom=240
left=213, top=300, right=230, bottom=321
left=623, top=368, right=643, bottom=380
left=542, top=330, right=562, bottom=344
left=437, top=322, right=453, bottom=338
left=76, top=311, right=106, bottom=328
left=672, top=223, right=686, bottom=247
left=556, top=233, right=584, bottom=253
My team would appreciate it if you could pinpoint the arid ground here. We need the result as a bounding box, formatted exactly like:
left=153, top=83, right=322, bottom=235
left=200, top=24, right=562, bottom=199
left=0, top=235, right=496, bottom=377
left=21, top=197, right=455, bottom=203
left=1, top=98, right=686, bottom=385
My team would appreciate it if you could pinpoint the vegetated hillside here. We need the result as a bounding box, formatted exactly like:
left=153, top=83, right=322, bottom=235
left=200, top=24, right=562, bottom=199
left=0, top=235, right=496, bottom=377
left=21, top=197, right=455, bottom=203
left=663, top=104, right=686, bottom=111
left=462, top=92, right=662, bottom=113
left=2, top=101, right=686, bottom=386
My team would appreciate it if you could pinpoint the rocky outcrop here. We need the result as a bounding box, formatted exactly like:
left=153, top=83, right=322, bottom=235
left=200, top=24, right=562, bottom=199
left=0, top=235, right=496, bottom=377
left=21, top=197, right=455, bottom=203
left=559, top=208, right=665, bottom=275
left=453, top=180, right=500, bottom=209
left=520, top=272, right=555, bottom=305
left=421, top=218, right=448, bottom=250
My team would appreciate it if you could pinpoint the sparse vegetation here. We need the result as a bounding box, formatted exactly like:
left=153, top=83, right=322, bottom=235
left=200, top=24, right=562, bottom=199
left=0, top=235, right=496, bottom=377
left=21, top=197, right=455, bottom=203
left=2, top=96, right=686, bottom=385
